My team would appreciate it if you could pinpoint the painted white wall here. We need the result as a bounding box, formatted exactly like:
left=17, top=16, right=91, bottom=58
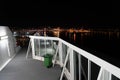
left=0, top=26, right=19, bottom=71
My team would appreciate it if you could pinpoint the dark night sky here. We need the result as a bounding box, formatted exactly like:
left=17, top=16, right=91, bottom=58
left=0, top=1, right=119, bottom=28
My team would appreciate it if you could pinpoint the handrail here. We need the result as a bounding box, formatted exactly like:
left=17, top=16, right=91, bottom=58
left=29, top=36, right=59, bottom=40
left=59, top=38, right=120, bottom=79
left=29, top=36, right=120, bottom=79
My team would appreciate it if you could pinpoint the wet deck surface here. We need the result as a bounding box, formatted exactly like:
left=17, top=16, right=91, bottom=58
left=0, top=48, right=61, bottom=80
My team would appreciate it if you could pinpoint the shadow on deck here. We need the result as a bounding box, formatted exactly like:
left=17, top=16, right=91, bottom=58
left=0, top=48, right=61, bottom=80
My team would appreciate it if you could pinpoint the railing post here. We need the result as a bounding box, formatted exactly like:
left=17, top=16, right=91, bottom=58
left=31, top=38, right=35, bottom=58
left=53, top=41, right=60, bottom=67
left=79, top=54, right=81, bottom=80
left=26, top=39, right=31, bottom=59
left=103, top=69, right=112, bottom=80
left=88, top=60, right=91, bottom=80
left=59, top=41, right=63, bottom=67
left=45, top=37, right=46, bottom=55
left=97, top=68, right=112, bottom=80
left=60, top=48, right=70, bottom=80
left=6, top=39, right=11, bottom=57
left=70, top=49, right=75, bottom=80
left=38, top=38, right=40, bottom=56
left=109, top=73, right=112, bottom=80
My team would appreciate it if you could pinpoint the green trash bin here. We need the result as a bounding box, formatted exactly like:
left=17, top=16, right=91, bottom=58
left=44, top=54, right=53, bottom=68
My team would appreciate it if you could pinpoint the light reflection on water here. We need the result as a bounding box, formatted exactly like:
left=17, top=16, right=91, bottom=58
left=56, top=31, right=120, bottom=67
left=63, top=31, right=120, bottom=41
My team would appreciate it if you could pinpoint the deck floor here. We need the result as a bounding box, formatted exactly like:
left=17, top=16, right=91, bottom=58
left=0, top=48, right=61, bottom=80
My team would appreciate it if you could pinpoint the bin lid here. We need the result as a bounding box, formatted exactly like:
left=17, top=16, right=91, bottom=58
left=44, top=54, right=53, bottom=58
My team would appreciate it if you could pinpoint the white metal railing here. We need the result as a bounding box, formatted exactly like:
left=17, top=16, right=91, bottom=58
left=27, top=36, right=120, bottom=80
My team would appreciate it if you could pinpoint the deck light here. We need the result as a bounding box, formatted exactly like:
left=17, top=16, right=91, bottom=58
left=0, top=36, right=8, bottom=40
